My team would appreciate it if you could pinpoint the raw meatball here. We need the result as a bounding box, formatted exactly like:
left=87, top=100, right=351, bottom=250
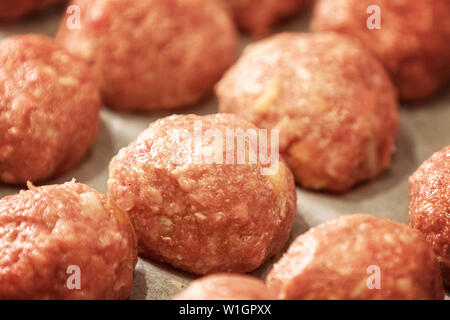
left=311, top=0, right=450, bottom=102
left=108, top=113, right=296, bottom=275
left=266, top=214, right=444, bottom=300
left=0, top=0, right=63, bottom=20
left=409, top=146, right=450, bottom=288
left=57, top=0, right=238, bottom=111
left=0, top=34, right=101, bottom=184
left=217, top=32, right=399, bottom=192
left=226, top=0, right=309, bottom=36
left=174, top=274, right=275, bottom=300
left=0, top=181, right=137, bottom=300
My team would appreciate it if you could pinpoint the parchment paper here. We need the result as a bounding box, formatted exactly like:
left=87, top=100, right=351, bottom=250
left=0, top=5, right=448, bottom=300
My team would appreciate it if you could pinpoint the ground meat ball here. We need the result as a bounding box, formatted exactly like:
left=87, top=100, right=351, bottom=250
left=266, top=214, right=444, bottom=300
left=0, top=34, right=101, bottom=184
left=57, top=0, right=238, bottom=111
left=174, top=274, right=275, bottom=300
left=108, top=114, right=296, bottom=275
left=226, top=0, right=309, bottom=36
left=311, top=0, right=450, bottom=102
left=0, top=181, right=137, bottom=300
left=217, top=32, right=399, bottom=192
left=0, top=0, right=63, bottom=20
left=409, top=146, right=450, bottom=289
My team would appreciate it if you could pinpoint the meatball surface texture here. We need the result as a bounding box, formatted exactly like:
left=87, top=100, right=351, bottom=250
left=217, top=32, right=399, bottom=191
left=409, top=146, right=450, bottom=288
left=0, top=34, right=101, bottom=184
left=108, top=113, right=297, bottom=274
left=0, top=181, right=137, bottom=300
left=267, top=214, right=444, bottom=300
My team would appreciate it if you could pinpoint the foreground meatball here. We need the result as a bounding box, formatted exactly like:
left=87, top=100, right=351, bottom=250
left=409, top=146, right=450, bottom=288
left=266, top=214, right=444, bottom=300
left=57, top=0, right=238, bottom=111
left=226, top=0, right=309, bottom=36
left=108, top=114, right=296, bottom=274
left=311, top=0, right=450, bottom=101
left=0, top=0, right=63, bottom=20
left=0, top=181, right=137, bottom=300
left=217, top=33, right=399, bottom=192
left=0, top=35, right=101, bottom=184
left=174, top=274, right=275, bottom=300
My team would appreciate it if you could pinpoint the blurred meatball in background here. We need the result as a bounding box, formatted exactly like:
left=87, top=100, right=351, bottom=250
left=311, top=0, right=450, bottom=102
left=217, top=32, right=399, bottom=192
left=57, top=0, right=238, bottom=111
left=226, top=0, right=309, bottom=36
left=0, top=34, right=101, bottom=185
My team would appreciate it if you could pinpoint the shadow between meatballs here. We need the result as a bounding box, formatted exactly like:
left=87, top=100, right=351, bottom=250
left=130, top=258, right=194, bottom=300
left=51, top=117, right=115, bottom=192
left=0, top=3, right=64, bottom=37
left=251, top=212, right=310, bottom=279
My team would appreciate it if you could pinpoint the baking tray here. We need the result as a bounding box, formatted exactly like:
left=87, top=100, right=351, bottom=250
left=0, top=5, right=449, bottom=300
